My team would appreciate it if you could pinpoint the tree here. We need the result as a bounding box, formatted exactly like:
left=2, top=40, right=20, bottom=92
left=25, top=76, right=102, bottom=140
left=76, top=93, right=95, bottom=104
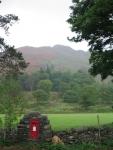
left=61, top=71, right=72, bottom=83
left=97, top=83, right=112, bottom=104
left=24, top=74, right=39, bottom=91
left=59, top=82, right=70, bottom=98
left=37, top=79, right=52, bottom=99
left=0, top=82, right=24, bottom=138
left=0, top=1, right=27, bottom=139
left=40, top=73, right=49, bottom=80
left=52, top=78, right=61, bottom=92
left=70, top=82, right=80, bottom=93
left=18, top=73, right=29, bottom=91
left=67, top=0, right=113, bottom=80
left=63, top=90, right=78, bottom=103
left=77, top=85, right=97, bottom=109
left=32, top=89, right=48, bottom=103
left=79, top=92, right=93, bottom=110
left=0, top=2, right=29, bottom=79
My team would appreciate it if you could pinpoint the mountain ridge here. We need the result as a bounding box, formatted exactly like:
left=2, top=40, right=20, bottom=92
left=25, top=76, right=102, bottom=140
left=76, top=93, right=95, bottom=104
left=17, top=44, right=90, bottom=73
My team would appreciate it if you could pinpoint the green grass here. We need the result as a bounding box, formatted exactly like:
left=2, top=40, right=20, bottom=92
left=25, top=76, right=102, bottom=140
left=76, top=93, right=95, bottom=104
left=39, top=103, right=74, bottom=113
left=0, top=113, right=113, bottom=131
left=22, top=91, right=113, bottom=114
left=47, top=113, right=113, bottom=131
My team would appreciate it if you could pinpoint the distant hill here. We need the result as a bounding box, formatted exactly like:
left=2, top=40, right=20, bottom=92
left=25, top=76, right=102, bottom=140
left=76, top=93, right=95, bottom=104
left=17, top=44, right=90, bottom=73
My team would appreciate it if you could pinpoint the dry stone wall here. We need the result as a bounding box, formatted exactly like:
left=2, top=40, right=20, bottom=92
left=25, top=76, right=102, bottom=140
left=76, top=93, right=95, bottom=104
left=17, top=112, right=52, bottom=142
left=52, top=125, right=113, bottom=146
left=0, top=112, right=52, bottom=143
left=0, top=128, right=17, bottom=141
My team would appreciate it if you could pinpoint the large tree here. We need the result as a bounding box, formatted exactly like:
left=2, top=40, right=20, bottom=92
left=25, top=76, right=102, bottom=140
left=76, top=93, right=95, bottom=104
left=63, top=90, right=78, bottom=103
left=67, top=0, right=113, bottom=80
left=59, top=82, right=70, bottom=98
left=32, top=89, right=48, bottom=103
left=0, top=1, right=29, bottom=79
left=37, top=79, right=52, bottom=99
left=77, top=85, right=97, bottom=110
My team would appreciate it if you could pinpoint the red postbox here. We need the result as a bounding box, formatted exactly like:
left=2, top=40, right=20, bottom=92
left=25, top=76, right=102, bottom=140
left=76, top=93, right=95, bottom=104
left=30, top=119, right=39, bottom=138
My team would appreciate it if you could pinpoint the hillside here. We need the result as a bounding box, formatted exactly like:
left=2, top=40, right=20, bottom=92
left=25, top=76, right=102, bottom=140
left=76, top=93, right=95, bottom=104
left=17, top=44, right=90, bottom=73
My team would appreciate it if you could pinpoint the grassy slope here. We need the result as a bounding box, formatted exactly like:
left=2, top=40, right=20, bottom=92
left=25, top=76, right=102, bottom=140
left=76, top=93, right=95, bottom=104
left=24, top=92, right=113, bottom=114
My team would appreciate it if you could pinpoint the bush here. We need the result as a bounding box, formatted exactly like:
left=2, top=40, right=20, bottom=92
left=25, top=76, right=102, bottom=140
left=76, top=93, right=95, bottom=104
left=49, top=144, right=69, bottom=150
left=101, top=138, right=113, bottom=147
left=63, top=90, right=77, bottom=103
left=0, top=138, right=13, bottom=148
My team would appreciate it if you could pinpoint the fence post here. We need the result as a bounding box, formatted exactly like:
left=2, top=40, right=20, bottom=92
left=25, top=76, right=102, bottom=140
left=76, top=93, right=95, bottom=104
left=97, top=115, right=100, bottom=139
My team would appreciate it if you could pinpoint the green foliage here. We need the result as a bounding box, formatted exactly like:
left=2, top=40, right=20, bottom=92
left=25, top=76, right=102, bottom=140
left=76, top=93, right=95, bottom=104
left=32, top=89, right=48, bottom=102
left=40, top=72, right=49, bottom=80
left=38, top=79, right=52, bottom=98
left=78, top=85, right=97, bottom=109
left=59, top=82, right=70, bottom=98
left=81, top=142, right=98, bottom=150
left=49, top=144, right=69, bottom=150
left=79, top=92, right=93, bottom=109
left=63, top=90, right=78, bottom=103
left=67, top=0, right=113, bottom=80
left=24, top=74, right=39, bottom=91
left=97, top=83, right=113, bottom=104
left=73, top=70, right=95, bottom=86
left=0, top=118, right=3, bottom=128
left=70, top=82, right=80, bottom=91
left=52, top=78, right=61, bottom=92
left=0, top=13, right=29, bottom=79
left=0, top=81, right=24, bottom=138
left=18, top=73, right=39, bottom=91
left=0, top=140, right=110, bottom=150
left=61, top=71, right=72, bottom=83
left=101, top=138, right=113, bottom=147
left=0, top=137, right=13, bottom=148
left=18, top=73, right=29, bottom=90
left=16, top=69, right=96, bottom=93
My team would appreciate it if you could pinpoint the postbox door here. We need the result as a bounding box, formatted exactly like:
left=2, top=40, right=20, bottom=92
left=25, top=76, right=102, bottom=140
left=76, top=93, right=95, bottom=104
left=30, top=119, right=39, bottom=138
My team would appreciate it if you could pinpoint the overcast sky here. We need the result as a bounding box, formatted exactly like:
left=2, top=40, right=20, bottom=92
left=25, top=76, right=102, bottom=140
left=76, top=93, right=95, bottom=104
left=0, top=0, right=89, bottom=51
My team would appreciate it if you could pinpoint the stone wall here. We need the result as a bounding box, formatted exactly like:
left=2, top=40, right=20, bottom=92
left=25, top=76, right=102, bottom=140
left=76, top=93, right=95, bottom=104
left=0, top=112, right=52, bottom=143
left=0, top=128, right=17, bottom=141
left=17, top=112, right=52, bottom=142
left=52, top=125, right=113, bottom=146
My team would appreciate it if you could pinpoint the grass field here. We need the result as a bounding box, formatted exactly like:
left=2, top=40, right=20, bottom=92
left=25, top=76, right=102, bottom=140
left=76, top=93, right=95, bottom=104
left=47, top=113, right=113, bottom=131
left=0, top=113, right=113, bottom=131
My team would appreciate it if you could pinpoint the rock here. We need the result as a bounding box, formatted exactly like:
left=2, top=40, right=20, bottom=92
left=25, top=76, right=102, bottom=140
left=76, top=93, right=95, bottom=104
left=29, top=112, right=40, bottom=115
left=52, top=135, right=64, bottom=145
left=44, top=124, right=51, bottom=130
left=43, top=130, right=52, bottom=134
left=38, top=114, right=47, bottom=119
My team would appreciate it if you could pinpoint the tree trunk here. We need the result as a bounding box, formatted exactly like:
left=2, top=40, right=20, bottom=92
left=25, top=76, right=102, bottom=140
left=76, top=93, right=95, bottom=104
left=4, top=113, right=7, bottom=139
